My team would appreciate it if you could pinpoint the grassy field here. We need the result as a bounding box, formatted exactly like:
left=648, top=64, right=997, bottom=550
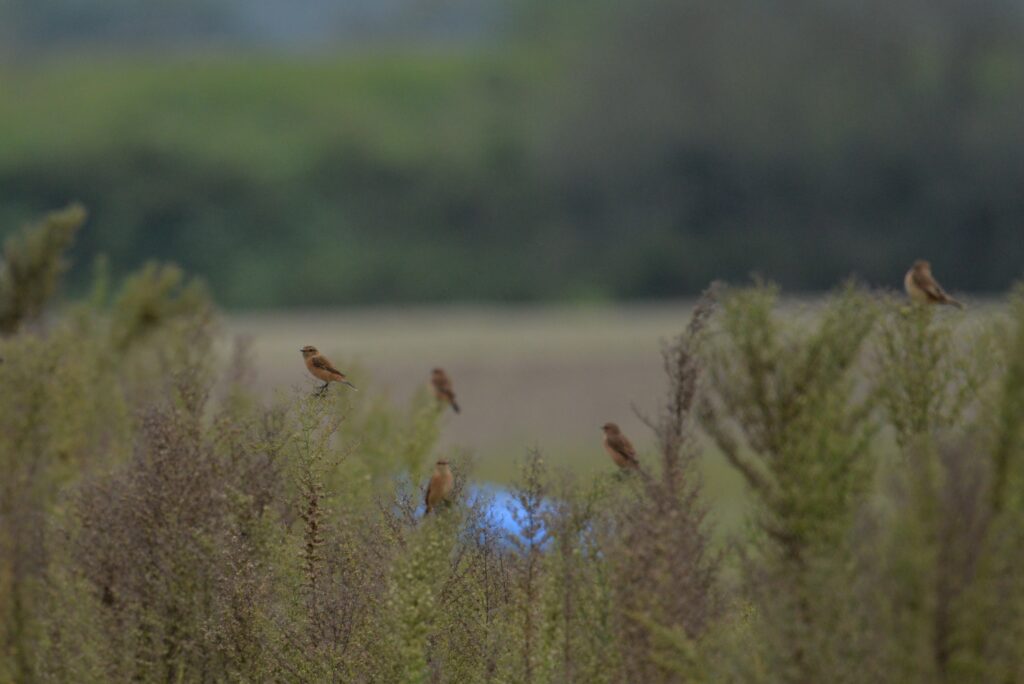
left=228, top=301, right=750, bottom=525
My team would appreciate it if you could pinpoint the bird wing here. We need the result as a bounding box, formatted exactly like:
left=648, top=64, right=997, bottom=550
left=912, top=270, right=948, bottom=302
left=608, top=434, right=639, bottom=464
left=312, top=356, right=344, bottom=377
left=432, top=375, right=458, bottom=406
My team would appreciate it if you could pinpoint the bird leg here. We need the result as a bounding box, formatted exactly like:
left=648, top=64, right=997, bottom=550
left=313, top=382, right=330, bottom=398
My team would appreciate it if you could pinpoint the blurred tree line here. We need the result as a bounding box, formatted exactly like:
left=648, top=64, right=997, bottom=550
left=1, top=0, right=1022, bottom=307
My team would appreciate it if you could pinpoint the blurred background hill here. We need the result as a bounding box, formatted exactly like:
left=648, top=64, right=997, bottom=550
left=1, top=0, right=1023, bottom=308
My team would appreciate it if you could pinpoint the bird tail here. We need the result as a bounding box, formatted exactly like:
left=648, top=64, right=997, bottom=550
left=451, top=399, right=460, bottom=414
left=342, top=379, right=358, bottom=390
left=948, top=297, right=964, bottom=310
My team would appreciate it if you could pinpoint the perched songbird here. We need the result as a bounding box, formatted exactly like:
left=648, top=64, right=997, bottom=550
left=424, top=459, right=454, bottom=516
left=430, top=368, right=460, bottom=414
left=904, top=260, right=963, bottom=309
left=602, top=422, right=640, bottom=470
left=300, top=345, right=357, bottom=396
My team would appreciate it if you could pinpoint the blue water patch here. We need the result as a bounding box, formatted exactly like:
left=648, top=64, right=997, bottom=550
left=465, top=483, right=557, bottom=550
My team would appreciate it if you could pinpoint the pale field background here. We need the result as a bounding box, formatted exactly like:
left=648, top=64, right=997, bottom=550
left=226, top=296, right=1002, bottom=532
left=227, top=300, right=751, bottom=528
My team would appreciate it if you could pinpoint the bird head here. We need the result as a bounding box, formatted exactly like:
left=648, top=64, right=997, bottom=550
left=432, top=367, right=444, bottom=376
left=300, top=345, right=319, bottom=358
left=436, top=459, right=450, bottom=468
left=602, top=422, right=620, bottom=435
left=912, top=259, right=931, bottom=272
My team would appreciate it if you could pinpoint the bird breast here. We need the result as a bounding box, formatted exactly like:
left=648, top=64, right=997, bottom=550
left=904, top=270, right=929, bottom=303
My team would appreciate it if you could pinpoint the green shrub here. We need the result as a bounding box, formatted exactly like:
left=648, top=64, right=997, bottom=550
left=0, top=203, right=85, bottom=335
left=6, top=206, right=1024, bottom=683
left=700, top=282, right=879, bottom=683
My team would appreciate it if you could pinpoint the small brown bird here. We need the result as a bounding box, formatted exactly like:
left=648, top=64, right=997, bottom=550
left=300, top=345, right=357, bottom=396
left=904, top=260, right=963, bottom=308
left=424, top=459, right=454, bottom=516
left=602, top=422, right=640, bottom=470
left=430, top=368, right=460, bottom=414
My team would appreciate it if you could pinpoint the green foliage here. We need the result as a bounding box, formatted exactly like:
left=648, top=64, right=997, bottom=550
left=379, top=511, right=460, bottom=683
left=108, top=261, right=210, bottom=352
left=941, top=287, right=1024, bottom=682
left=699, top=284, right=881, bottom=683
left=5, top=209, right=1024, bottom=682
left=0, top=203, right=85, bottom=334
left=874, top=301, right=988, bottom=448
left=505, top=449, right=550, bottom=683
left=540, top=473, right=616, bottom=684
left=341, top=387, right=442, bottom=487
left=702, top=283, right=879, bottom=553
left=990, top=286, right=1024, bottom=513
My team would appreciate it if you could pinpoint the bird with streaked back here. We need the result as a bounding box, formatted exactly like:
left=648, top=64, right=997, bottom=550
left=904, top=260, right=963, bottom=309
left=431, top=367, right=460, bottom=414
left=300, top=345, right=357, bottom=396
left=602, top=422, right=641, bottom=470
